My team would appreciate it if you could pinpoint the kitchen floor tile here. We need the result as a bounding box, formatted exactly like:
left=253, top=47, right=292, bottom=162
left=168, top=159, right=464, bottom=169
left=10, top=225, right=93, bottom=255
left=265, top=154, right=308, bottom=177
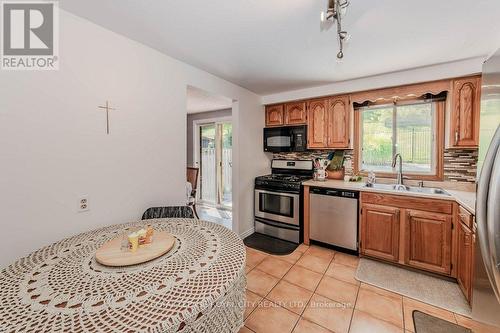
left=454, top=313, right=500, bottom=333
left=305, top=245, right=335, bottom=260
left=246, top=248, right=268, bottom=268
left=359, top=283, right=402, bottom=300
left=402, top=297, right=456, bottom=332
left=295, top=244, right=310, bottom=253
left=271, top=251, right=303, bottom=264
left=333, top=252, right=360, bottom=268
left=239, top=326, right=255, bottom=333
left=245, top=290, right=262, bottom=319
left=246, top=269, right=279, bottom=297
left=296, top=254, right=331, bottom=274
left=267, top=280, right=313, bottom=315
left=325, top=262, right=360, bottom=286
left=302, top=294, right=353, bottom=333
left=256, top=257, right=293, bottom=279
left=350, top=309, right=403, bottom=333
left=292, top=318, right=332, bottom=333
left=355, top=286, right=403, bottom=328
left=245, top=299, right=300, bottom=333
left=283, top=265, right=323, bottom=291
left=315, top=275, right=358, bottom=307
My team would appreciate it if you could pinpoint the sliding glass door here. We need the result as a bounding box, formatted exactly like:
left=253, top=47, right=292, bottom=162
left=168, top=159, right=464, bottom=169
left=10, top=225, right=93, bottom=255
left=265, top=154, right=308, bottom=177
left=199, top=122, right=232, bottom=208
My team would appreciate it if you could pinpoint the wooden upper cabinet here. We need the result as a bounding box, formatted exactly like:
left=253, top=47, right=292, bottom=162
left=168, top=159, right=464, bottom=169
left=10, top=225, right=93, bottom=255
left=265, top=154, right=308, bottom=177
left=265, top=104, right=284, bottom=127
left=307, top=95, right=351, bottom=149
left=327, top=95, right=350, bottom=148
left=457, top=221, right=473, bottom=303
left=284, top=102, right=307, bottom=125
left=360, top=204, right=400, bottom=262
left=307, top=99, right=328, bottom=148
left=405, top=210, right=452, bottom=275
left=450, top=76, right=481, bottom=147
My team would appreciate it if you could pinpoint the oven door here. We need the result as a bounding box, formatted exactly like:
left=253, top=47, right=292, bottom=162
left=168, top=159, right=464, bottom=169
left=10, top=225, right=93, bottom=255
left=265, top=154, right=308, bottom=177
left=254, top=189, right=300, bottom=226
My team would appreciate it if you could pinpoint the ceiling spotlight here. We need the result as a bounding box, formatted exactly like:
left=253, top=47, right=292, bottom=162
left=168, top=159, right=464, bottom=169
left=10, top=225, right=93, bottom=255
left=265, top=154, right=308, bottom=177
left=338, top=31, right=349, bottom=40
left=321, top=0, right=350, bottom=60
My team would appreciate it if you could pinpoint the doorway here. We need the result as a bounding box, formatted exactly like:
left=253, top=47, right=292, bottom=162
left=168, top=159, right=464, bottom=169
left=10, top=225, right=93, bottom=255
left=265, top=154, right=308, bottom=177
left=186, top=85, right=233, bottom=229
left=197, top=121, right=232, bottom=208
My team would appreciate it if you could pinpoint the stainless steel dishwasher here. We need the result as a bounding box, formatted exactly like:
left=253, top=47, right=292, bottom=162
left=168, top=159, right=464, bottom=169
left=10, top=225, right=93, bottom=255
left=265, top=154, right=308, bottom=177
left=309, top=187, right=359, bottom=252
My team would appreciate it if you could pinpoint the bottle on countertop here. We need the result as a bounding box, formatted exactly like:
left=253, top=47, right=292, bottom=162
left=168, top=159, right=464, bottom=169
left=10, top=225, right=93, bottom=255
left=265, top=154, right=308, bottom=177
left=367, top=171, right=376, bottom=186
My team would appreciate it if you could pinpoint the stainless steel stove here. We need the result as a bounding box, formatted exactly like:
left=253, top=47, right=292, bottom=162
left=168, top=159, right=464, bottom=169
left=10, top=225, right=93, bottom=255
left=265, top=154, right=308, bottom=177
left=254, top=159, right=313, bottom=244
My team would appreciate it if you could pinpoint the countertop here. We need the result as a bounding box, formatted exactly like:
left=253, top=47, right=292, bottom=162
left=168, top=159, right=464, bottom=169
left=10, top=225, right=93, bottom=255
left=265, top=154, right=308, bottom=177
left=302, top=179, right=476, bottom=214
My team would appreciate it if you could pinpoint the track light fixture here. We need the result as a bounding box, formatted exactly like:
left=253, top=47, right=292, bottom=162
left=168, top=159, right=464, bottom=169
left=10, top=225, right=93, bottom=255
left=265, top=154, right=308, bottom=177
left=320, top=0, right=350, bottom=59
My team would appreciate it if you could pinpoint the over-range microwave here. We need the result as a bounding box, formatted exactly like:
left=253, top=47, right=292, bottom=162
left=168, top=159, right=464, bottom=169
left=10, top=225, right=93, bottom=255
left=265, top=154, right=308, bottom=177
left=263, top=125, right=307, bottom=153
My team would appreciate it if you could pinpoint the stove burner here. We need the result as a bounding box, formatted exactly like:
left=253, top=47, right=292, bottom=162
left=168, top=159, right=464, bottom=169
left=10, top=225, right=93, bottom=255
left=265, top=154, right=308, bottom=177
left=258, top=174, right=310, bottom=183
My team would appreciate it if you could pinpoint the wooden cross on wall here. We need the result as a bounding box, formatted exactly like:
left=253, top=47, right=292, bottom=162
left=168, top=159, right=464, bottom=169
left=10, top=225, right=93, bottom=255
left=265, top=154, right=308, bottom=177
left=98, top=101, right=116, bottom=135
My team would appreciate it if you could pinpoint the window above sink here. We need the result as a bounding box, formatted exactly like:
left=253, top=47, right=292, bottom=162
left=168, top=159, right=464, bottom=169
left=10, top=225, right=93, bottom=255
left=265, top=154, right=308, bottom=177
left=353, top=93, right=446, bottom=181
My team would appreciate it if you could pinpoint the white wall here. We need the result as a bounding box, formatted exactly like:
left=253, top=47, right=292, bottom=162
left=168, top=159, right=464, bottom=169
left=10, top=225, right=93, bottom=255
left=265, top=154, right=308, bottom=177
left=0, top=10, right=268, bottom=268
left=261, top=57, right=485, bottom=104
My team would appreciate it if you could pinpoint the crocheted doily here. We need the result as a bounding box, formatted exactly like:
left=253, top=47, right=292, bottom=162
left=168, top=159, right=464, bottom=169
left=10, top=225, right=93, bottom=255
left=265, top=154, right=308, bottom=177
left=0, top=218, right=246, bottom=332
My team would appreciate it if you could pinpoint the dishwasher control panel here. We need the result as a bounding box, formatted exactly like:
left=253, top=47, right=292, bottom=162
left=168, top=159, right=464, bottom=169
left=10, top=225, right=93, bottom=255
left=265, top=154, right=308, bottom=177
left=310, top=187, right=359, bottom=199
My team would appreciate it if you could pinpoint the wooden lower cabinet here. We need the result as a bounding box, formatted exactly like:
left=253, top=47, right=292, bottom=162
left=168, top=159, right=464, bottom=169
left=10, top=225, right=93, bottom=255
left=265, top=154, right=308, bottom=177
left=360, top=204, right=400, bottom=262
left=405, top=210, right=452, bottom=275
left=360, top=193, right=454, bottom=276
left=457, top=221, right=473, bottom=302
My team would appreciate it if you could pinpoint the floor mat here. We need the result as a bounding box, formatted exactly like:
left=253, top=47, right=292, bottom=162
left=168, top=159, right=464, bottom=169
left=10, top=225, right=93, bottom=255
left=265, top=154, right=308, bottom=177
left=413, top=310, right=472, bottom=333
left=243, top=233, right=298, bottom=255
left=355, top=258, right=471, bottom=316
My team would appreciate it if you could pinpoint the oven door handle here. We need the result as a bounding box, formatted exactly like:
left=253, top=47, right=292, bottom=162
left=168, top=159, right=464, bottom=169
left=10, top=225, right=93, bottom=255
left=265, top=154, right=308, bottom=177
left=254, top=189, right=300, bottom=199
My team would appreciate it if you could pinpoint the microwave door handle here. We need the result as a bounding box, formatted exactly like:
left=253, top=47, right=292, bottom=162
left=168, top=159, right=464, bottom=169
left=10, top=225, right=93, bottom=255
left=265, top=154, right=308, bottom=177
left=487, top=143, right=500, bottom=298
left=477, top=125, right=500, bottom=301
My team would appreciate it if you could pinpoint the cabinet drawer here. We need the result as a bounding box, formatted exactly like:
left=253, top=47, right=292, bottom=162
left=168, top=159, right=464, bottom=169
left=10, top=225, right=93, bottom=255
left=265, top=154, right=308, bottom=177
left=458, top=206, right=473, bottom=229
left=361, top=192, right=453, bottom=215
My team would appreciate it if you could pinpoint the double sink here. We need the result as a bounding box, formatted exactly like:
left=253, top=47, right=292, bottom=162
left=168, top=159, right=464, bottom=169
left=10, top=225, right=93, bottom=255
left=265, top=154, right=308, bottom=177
left=363, top=183, right=451, bottom=196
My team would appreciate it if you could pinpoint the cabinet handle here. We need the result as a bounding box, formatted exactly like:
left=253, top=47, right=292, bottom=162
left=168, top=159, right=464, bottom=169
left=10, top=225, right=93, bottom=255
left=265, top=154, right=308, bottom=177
left=455, top=130, right=459, bottom=145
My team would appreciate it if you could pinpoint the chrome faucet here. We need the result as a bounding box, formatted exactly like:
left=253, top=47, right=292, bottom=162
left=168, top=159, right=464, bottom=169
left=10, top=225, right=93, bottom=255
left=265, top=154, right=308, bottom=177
left=392, top=153, right=407, bottom=190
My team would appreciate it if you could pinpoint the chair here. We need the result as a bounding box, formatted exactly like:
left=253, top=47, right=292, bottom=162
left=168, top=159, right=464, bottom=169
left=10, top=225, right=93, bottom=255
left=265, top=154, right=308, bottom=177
left=186, top=167, right=200, bottom=219
left=141, top=206, right=194, bottom=220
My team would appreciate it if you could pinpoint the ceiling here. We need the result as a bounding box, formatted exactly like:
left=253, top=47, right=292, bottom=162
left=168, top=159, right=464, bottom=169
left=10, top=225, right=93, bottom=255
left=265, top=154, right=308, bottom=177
left=60, top=0, right=500, bottom=95
left=186, top=86, right=233, bottom=114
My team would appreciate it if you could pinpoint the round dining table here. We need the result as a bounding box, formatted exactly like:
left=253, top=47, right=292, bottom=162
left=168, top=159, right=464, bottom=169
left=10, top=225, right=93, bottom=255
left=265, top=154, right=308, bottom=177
left=0, top=218, right=246, bottom=333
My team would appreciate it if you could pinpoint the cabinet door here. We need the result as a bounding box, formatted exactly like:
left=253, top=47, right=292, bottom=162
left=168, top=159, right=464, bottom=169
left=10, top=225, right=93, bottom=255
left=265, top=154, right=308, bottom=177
left=457, top=222, right=473, bottom=303
left=451, top=76, right=481, bottom=147
left=327, top=96, right=350, bottom=148
left=284, top=102, right=306, bottom=125
left=405, top=210, right=452, bottom=275
left=265, top=105, right=284, bottom=127
left=361, top=204, right=400, bottom=262
left=307, top=99, right=328, bottom=148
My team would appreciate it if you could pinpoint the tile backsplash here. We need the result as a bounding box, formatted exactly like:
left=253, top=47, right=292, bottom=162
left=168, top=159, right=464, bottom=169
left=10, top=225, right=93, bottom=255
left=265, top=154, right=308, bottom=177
left=273, top=148, right=478, bottom=183
left=443, top=148, right=478, bottom=183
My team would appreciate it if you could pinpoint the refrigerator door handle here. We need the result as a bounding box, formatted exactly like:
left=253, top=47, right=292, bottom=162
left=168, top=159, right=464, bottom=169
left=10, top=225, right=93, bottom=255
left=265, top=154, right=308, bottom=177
left=487, top=146, right=500, bottom=295
left=477, top=125, right=500, bottom=302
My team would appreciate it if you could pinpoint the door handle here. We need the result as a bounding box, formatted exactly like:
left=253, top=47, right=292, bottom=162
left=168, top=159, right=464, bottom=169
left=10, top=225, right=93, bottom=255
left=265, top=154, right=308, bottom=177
left=487, top=142, right=500, bottom=288
left=477, top=125, right=500, bottom=299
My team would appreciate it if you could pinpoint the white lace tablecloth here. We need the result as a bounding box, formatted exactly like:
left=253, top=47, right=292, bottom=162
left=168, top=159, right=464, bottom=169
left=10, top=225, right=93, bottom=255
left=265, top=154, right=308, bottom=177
left=0, top=218, right=246, bottom=333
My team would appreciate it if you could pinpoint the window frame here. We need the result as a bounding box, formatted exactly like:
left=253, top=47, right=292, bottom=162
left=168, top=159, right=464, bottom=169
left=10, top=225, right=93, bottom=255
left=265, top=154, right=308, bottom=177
left=353, top=99, right=445, bottom=181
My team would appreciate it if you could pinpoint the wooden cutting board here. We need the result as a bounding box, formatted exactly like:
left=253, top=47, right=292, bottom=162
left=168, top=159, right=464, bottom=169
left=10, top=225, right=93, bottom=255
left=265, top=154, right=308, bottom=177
left=95, top=231, right=175, bottom=267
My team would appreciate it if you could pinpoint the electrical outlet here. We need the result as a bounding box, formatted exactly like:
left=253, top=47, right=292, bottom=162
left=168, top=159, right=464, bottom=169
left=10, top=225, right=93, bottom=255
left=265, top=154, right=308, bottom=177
left=78, top=195, right=89, bottom=212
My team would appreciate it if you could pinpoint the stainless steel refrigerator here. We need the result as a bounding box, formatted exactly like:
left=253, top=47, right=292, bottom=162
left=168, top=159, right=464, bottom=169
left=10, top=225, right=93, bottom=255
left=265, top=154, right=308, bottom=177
left=472, top=49, right=500, bottom=327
